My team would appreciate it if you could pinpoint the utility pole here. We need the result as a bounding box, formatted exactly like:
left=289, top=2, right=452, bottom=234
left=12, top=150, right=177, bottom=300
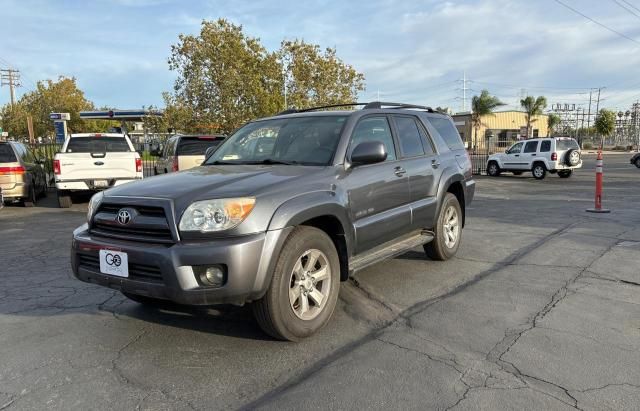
left=0, top=69, right=21, bottom=105
left=461, top=71, right=468, bottom=112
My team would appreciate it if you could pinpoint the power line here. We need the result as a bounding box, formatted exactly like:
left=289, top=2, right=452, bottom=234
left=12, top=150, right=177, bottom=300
left=470, top=80, right=593, bottom=93
left=554, top=0, right=640, bottom=45
left=621, top=0, right=640, bottom=13
left=611, top=0, right=640, bottom=20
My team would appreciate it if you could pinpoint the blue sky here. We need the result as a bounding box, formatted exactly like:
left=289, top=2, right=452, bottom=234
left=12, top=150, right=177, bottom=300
left=2, top=0, right=640, bottom=113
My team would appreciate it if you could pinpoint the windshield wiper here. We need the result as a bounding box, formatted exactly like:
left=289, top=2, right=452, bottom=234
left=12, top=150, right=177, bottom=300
left=207, top=160, right=235, bottom=165
left=259, top=159, right=297, bottom=165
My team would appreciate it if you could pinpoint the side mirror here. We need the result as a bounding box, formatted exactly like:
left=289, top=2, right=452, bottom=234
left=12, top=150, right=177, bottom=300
left=350, top=141, right=387, bottom=166
left=505, top=149, right=509, bottom=154
left=205, top=146, right=218, bottom=159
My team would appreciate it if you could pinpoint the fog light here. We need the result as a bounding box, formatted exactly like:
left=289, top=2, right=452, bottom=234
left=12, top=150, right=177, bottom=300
left=194, top=265, right=226, bottom=287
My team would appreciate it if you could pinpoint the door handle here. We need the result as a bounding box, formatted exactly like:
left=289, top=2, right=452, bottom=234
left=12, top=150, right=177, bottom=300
left=531, top=154, right=536, bottom=156
left=394, top=166, right=406, bottom=177
left=515, top=154, right=520, bottom=157
left=431, top=159, right=440, bottom=169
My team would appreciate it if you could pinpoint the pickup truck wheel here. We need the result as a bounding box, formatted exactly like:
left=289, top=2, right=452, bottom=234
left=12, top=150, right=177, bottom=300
left=532, top=163, right=546, bottom=180
left=558, top=170, right=573, bottom=178
left=23, top=184, right=37, bottom=207
left=252, top=226, right=340, bottom=341
left=424, top=193, right=462, bottom=261
left=487, top=162, right=501, bottom=177
left=57, top=191, right=72, bottom=208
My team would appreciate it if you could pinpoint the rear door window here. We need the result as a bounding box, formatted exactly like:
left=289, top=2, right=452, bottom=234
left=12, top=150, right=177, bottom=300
left=66, top=137, right=131, bottom=153
left=540, top=140, right=551, bottom=152
left=427, top=116, right=465, bottom=151
left=177, top=137, right=224, bottom=156
left=393, top=116, right=425, bottom=158
left=0, top=144, right=17, bottom=162
left=523, top=141, right=539, bottom=153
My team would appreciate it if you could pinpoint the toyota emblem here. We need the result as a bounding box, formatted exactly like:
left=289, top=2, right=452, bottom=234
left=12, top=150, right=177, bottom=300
left=117, top=209, right=132, bottom=225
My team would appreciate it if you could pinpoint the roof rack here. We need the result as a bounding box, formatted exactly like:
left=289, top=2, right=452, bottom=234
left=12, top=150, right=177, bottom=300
left=275, top=101, right=435, bottom=116
left=363, top=102, right=434, bottom=112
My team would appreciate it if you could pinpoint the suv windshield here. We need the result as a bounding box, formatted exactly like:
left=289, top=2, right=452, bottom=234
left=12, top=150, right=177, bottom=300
left=66, top=137, right=131, bottom=153
left=0, top=144, right=17, bottom=162
left=177, top=136, right=224, bottom=155
left=556, top=139, right=579, bottom=150
left=205, top=115, right=348, bottom=166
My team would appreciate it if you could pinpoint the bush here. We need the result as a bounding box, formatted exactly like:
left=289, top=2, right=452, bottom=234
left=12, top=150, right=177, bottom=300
left=582, top=142, right=593, bottom=150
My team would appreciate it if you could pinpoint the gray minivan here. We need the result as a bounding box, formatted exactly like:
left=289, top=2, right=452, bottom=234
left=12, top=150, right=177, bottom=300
left=0, top=141, right=48, bottom=207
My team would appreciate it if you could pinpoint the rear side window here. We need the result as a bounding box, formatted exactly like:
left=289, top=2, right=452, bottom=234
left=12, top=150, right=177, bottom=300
left=394, top=116, right=425, bottom=158
left=556, top=139, right=579, bottom=150
left=540, top=141, right=551, bottom=152
left=0, top=144, right=17, bottom=162
left=523, top=141, right=538, bottom=153
left=428, top=117, right=464, bottom=151
left=66, top=137, right=131, bottom=153
left=177, top=137, right=224, bottom=155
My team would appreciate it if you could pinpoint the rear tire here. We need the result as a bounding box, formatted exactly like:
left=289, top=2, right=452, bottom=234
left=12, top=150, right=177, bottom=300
left=252, top=226, right=340, bottom=341
left=424, top=193, right=462, bottom=261
left=487, top=161, right=501, bottom=177
left=23, top=183, right=37, bottom=207
left=532, top=163, right=547, bottom=180
left=558, top=170, right=573, bottom=178
left=57, top=190, right=72, bottom=208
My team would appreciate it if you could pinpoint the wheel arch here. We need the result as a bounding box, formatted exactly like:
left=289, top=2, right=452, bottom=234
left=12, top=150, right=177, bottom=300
left=267, top=192, right=353, bottom=282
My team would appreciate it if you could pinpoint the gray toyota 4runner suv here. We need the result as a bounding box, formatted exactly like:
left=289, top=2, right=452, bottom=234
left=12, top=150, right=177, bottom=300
left=71, top=102, right=475, bottom=341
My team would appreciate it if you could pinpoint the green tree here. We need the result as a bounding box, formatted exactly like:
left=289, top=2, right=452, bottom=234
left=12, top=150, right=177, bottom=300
left=547, top=113, right=561, bottom=137
left=520, top=96, right=547, bottom=138
left=279, top=39, right=365, bottom=109
left=0, top=76, right=115, bottom=140
left=167, top=19, right=366, bottom=134
left=594, top=109, right=616, bottom=148
left=168, top=19, right=283, bottom=134
left=471, top=90, right=505, bottom=148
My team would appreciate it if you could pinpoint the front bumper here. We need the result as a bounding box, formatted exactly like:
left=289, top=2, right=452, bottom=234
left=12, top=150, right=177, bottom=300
left=71, top=224, right=291, bottom=306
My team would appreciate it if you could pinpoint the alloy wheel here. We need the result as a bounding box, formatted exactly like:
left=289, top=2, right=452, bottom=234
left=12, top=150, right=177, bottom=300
left=443, top=206, right=460, bottom=249
left=288, top=249, right=332, bottom=321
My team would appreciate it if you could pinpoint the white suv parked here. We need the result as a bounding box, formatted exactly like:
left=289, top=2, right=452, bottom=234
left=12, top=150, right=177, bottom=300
left=487, top=137, right=582, bottom=180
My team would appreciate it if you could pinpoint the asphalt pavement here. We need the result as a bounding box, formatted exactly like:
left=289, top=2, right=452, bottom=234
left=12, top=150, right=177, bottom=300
left=0, top=153, right=638, bottom=410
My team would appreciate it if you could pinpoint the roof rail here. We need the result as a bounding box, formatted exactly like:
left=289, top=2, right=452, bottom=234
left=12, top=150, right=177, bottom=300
left=363, top=101, right=435, bottom=112
left=275, top=101, right=436, bottom=116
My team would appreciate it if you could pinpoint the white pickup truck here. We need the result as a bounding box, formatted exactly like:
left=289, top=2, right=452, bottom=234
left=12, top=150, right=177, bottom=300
left=54, top=133, right=143, bottom=208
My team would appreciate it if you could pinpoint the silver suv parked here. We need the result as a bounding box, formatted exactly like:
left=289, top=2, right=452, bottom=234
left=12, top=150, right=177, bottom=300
left=71, top=102, right=475, bottom=340
left=487, top=137, right=582, bottom=179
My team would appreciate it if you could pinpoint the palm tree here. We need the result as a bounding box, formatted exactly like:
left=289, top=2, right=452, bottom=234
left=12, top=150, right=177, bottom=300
left=471, top=90, right=505, bottom=150
left=520, top=96, right=547, bottom=138
left=595, top=109, right=616, bottom=149
left=547, top=113, right=561, bottom=137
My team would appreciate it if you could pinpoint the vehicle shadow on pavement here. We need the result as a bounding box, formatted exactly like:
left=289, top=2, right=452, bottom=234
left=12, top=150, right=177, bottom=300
left=108, top=302, right=274, bottom=341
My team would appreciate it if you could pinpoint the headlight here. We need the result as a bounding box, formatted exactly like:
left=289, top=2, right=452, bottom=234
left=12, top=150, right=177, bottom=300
left=87, top=191, right=104, bottom=222
left=179, top=197, right=255, bottom=233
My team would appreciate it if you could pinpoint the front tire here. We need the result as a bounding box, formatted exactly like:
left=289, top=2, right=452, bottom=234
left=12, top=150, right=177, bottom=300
left=558, top=170, right=573, bottom=178
left=635, top=157, right=640, bottom=168
left=532, top=163, right=547, bottom=180
left=253, top=226, right=340, bottom=341
left=487, top=161, right=501, bottom=177
left=424, top=193, right=462, bottom=261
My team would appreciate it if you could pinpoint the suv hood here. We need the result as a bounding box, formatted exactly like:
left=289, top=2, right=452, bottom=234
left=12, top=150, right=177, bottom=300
left=105, top=165, right=322, bottom=206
